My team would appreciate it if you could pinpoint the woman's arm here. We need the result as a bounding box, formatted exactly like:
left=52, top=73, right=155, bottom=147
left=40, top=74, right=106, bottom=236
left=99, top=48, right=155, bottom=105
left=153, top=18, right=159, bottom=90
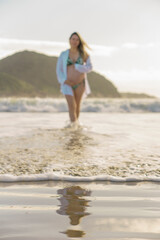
left=64, top=79, right=75, bottom=86
left=74, top=55, right=93, bottom=73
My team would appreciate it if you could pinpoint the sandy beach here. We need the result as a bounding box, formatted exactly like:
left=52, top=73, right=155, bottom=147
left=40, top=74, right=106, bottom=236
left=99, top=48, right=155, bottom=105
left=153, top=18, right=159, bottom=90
left=0, top=108, right=160, bottom=239
left=0, top=181, right=160, bottom=240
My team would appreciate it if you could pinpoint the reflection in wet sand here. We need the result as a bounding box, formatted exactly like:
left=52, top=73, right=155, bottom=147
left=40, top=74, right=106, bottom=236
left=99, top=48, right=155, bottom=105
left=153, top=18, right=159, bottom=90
left=62, top=229, right=85, bottom=238
left=57, top=185, right=91, bottom=238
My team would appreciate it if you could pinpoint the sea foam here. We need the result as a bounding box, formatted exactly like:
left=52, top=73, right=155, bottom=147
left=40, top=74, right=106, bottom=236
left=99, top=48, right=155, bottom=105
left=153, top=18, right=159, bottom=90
left=0, top=98, right=160, bottom=113
left=0, top=173, right=160, bottom=183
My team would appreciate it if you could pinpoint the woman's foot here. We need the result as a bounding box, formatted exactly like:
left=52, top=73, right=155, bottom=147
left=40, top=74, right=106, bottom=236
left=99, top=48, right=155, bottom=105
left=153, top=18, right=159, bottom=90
left=64, top=120, right=79, bottom=130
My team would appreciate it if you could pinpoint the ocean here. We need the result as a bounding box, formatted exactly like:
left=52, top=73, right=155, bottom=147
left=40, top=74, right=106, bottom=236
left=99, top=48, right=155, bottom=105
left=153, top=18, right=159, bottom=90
left=0, top=97, right=160, bottom=182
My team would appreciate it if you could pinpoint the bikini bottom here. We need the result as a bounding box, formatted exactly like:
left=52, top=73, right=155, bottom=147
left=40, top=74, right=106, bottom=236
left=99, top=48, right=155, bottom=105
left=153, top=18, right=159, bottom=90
left=72, top=79, right=85, bottom=90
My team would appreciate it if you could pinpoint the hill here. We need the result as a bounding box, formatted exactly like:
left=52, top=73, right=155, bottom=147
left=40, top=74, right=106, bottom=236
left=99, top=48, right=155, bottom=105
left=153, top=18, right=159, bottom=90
left=120, top=92, right=156, bottom=99
left=0, top=50, right=120, bottom=98
left=0, top=72, right=35, bottom=97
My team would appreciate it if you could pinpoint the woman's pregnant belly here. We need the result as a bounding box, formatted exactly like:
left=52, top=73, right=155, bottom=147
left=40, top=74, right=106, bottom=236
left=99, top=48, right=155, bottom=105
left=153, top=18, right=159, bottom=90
left=67, top=65, right=85, bottom=84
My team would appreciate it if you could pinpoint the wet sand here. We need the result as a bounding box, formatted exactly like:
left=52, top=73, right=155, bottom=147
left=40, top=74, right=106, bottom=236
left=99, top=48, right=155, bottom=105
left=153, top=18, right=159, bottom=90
left=0, top=181, right=160, bottom=240
left=0, top=112, right=160, bottom=180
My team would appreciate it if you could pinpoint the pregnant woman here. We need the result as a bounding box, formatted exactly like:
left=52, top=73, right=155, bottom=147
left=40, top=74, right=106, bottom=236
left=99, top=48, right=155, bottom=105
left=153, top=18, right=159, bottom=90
left=56, top=32, right=93, bottom=129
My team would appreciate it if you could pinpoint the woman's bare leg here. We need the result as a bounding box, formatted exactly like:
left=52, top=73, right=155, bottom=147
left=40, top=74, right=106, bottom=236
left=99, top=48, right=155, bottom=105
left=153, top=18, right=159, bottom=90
left=65, top=95, right=77, bottom=122
left=74, top=82, right=85, bottom=119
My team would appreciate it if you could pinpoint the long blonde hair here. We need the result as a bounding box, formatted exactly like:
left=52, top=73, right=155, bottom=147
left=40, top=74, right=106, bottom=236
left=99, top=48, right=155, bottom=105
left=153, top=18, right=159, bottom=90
left=69, top=32, right=92, bottom=62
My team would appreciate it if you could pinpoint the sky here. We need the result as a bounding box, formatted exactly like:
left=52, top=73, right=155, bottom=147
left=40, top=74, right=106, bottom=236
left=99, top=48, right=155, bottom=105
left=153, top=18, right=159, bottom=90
left=0, top=0, right=160, bottom=97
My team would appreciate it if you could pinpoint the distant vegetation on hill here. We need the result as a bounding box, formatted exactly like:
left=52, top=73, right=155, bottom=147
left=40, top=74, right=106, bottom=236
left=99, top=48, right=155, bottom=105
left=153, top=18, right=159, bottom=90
left=120, top=92, right=156, bottom=98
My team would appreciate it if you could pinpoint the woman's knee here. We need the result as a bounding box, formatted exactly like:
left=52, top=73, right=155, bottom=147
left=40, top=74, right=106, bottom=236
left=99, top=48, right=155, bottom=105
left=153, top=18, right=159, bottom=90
left=69, top=102, right=77, bottom=113
left=65, top=95, right=77, bottom=111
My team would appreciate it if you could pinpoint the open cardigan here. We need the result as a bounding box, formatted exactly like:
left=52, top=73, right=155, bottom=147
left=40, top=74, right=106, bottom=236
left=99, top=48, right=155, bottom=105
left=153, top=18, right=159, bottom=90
left=56, top=48, right=93, bottom=98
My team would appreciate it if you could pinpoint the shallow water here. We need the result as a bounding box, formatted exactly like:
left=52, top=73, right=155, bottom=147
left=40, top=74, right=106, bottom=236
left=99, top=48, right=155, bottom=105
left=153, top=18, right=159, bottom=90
left=0, top=112, right=160, bottom=182
left=0, top=181, right=160, bottom=240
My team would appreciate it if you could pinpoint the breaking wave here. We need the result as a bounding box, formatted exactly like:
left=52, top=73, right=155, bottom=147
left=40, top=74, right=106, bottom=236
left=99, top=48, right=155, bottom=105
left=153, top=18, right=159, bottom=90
left=0, top=97, right=160, bottom=113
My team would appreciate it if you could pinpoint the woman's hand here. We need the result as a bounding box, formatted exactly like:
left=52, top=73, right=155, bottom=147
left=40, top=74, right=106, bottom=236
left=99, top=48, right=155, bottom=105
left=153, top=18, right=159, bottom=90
left=64, top=79, right=75, bottom=86
left=64, top=76, right=84, bottom=86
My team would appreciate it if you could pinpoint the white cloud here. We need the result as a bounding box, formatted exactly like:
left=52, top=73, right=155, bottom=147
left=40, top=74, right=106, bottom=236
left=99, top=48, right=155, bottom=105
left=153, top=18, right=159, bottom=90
left=122, top=43, right=138, bottom=49
left=0, top=38, right=69, bottom=59
left=122, top=42, right=158, bottom=49
left=1, top=38, right=159, bottom=61
left=90, top=44, right=118, bottom=56
left=0, top=38, right=118, bottom=60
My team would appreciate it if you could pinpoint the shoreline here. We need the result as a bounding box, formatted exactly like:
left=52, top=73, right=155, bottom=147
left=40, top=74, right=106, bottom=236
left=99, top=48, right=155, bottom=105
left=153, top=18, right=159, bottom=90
left=0, top=174, right=160, bottom=183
